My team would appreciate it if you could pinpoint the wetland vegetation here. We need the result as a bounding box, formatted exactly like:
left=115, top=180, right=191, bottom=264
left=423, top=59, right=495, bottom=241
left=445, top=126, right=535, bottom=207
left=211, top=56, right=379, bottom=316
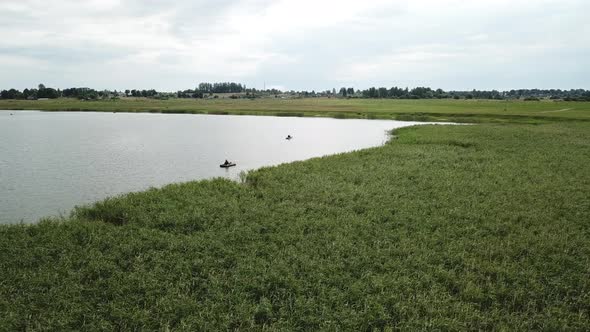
left=2, top=97, right=590, bottom=123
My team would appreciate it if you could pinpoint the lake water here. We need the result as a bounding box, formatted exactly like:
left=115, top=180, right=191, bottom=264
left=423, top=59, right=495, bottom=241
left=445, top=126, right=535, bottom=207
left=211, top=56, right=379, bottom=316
left=0, top=111, right=424, bottom=223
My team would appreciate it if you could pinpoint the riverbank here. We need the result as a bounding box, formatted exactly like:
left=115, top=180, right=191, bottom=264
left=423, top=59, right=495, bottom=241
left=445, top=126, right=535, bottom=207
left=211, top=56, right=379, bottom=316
left=2, top=97, right=590, bottom=123
left=0, top=112, right=414, bottom=223
left=1, top=111, right=589, bottom=329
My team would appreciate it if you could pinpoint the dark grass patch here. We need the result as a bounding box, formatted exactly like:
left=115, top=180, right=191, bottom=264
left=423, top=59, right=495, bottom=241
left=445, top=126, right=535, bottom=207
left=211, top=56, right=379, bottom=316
left=207, top=110, right=230, bottom=115
left=394, top=113, right=435, bottom=122
left=273, top=112, right=305, bottom=117
left=330, top=112, right=357, bottom=119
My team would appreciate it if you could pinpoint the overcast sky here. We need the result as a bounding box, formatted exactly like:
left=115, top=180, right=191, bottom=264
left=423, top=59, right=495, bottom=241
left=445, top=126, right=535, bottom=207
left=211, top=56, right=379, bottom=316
left=1, top=0, right=588, bottom=91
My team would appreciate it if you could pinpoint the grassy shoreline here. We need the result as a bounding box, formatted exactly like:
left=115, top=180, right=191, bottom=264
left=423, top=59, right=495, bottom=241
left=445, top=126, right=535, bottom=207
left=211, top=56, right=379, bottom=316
left=2, top=97, right=590, bottom=123
left=1, top=100, right=590, bottom=329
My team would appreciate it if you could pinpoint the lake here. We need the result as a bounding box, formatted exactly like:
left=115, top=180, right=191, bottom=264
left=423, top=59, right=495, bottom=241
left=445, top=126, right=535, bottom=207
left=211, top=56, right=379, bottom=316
left=0, top=111, right=425, bottom=223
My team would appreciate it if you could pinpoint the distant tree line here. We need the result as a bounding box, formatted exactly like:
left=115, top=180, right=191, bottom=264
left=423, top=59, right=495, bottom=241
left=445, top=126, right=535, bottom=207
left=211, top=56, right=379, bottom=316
left=0, top=84, right=60, bottom=100
left=197, top=82, right=245, bottom=93
left=0, top=82, right=249, bottom=101
left=0, top=84, right=124, bottom=100
left=2, top=83, right=590, bottom=101
left=63, top=87, right=117, bottom=100
left=124, top=89, right=158, bottom=98
left=334, top=87, right=590, bottom=101
left=176, top=83, right=248, bottom=98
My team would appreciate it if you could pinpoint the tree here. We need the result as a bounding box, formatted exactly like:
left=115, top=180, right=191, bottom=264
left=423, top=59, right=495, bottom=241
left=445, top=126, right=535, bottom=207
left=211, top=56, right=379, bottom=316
left=339, top=87, right=347, bottom=97
left=38, top=87, right=59, bottom=99
left=1, top=90, right=17, bottom=99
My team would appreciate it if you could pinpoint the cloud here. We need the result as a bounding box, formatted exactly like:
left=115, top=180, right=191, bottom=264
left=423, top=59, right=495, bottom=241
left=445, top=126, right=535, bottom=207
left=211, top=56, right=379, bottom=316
left=0, top=0, right=588, bottom=91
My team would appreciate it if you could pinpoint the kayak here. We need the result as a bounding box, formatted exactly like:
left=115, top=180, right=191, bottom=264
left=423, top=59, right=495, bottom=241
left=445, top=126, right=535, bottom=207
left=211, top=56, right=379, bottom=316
left=220, top=163, right=236, bottom=168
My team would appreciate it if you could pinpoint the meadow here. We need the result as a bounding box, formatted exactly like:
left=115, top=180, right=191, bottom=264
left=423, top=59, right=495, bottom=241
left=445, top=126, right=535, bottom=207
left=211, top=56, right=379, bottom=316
left=1, top=99, right=589, bottom=330
left=1, top=97, right=590, bottom=123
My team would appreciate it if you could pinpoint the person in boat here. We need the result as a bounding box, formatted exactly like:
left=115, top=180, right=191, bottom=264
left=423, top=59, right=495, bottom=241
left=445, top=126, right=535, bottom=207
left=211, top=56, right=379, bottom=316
left=286, top=135, right=292, bottom=139
left=224, top=159, right=230, bottom=165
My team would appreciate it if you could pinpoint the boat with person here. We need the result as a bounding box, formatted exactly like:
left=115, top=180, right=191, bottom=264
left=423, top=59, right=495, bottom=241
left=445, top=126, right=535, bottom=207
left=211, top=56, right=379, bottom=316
left=220, top=160, right=236, bottom=168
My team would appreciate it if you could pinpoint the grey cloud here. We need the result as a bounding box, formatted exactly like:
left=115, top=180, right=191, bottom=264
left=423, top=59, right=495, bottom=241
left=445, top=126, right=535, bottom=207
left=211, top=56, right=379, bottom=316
left=0, top=46, right=131, bottom=64
left=0, top=0, right=589, bottom=91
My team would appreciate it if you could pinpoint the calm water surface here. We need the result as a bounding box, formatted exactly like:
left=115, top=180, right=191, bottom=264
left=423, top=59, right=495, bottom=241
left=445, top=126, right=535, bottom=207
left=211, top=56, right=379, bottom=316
left=0, top=111, right=425, bottom=223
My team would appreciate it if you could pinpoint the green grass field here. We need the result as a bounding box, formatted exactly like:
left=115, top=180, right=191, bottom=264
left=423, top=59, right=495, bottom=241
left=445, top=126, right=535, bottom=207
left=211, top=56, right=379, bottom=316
left=2, top=97, right=590, bottom=123
left=1, top=99, right=589, bottom=330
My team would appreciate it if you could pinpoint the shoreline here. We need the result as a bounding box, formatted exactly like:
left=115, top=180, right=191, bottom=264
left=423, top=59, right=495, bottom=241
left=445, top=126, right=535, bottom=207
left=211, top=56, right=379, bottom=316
left=1, top=113, right=437, bottom=224
left=2, top=97, right=589, bottom=123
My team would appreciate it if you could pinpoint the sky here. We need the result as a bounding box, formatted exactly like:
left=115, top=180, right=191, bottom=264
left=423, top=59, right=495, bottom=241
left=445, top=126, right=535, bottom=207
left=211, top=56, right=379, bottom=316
left=0, top=0, right=589, bottom=92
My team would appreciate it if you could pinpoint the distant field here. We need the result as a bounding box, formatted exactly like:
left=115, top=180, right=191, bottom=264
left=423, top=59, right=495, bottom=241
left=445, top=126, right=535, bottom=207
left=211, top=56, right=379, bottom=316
left=1, top=98, right=589, bottom=122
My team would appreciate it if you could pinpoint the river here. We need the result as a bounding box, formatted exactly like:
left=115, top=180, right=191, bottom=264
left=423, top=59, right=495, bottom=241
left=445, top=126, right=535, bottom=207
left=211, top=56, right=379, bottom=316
left=0, top=111, right=425, bottom=223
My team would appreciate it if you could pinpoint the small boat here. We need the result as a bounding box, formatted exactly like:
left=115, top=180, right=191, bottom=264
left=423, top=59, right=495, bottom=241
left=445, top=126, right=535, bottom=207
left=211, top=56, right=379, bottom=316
left=220, top=162, right=236, bottom=168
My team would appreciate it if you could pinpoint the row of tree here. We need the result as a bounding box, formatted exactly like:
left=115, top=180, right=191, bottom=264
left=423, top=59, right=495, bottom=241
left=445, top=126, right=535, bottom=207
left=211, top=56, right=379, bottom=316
left=62, top=87, right=119, bottom=100
left=2, top=84, right=590, bottom=101
left=197, top=82, right=245, bottom=93
left=336, top=87, right=590, bottom=100
left=0, top=83, right=249, bottom=100
left=124, top=89, right=158, bottom=98
left=0, top=84, right=60, bottom=100
left=0, top=84, right=124, bottom=100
